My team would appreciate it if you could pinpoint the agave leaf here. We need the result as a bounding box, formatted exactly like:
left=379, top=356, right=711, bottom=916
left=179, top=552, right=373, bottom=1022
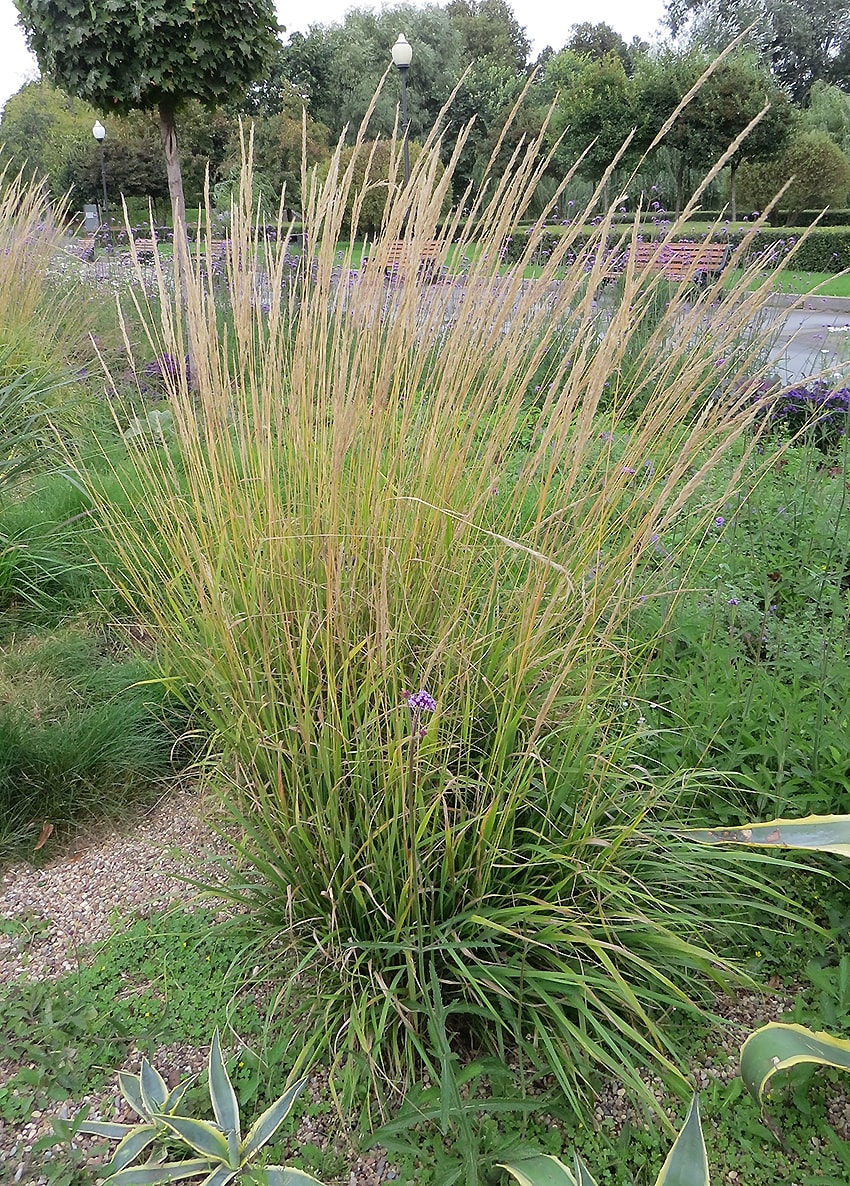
left=240, top=1079, right=307, bottom=1163
left=740, top=1022, right=850, bottom=1106
left=103, top=1159, right=212, bottom=1185
left=683, top=814, right=850, bottom=856
left=572, top=1153, right=599, bottom=1186
left=139, top=1060, right=169, bottom=1116
left=498, top=1155, right=578, bottom=1186
left=109, top=1125, right=159, bottom=1173
left=118, top=1071, right=148, bottom=1121
left=156, top=1115, right=232, bottom=1165
left=261, top=1169, right=327, bottom=1185
left=163, top=1079, right=196, bottom=1116
left=209, top=1029, right=241, bottom=1141
left=654, top=1096, right=708, bottom=1186
left=77, top=1119, right=136, bottom=1139
left=198, top=1166, right=237, bottom=1186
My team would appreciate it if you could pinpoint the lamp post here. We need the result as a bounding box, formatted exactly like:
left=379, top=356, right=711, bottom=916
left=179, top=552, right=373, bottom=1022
left=391, top=34, right=412, bottom=185
left=91, top=120, right=111, bottom=249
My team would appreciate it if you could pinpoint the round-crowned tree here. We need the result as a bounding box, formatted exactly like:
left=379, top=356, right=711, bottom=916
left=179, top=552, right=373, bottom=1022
left=14, top=0, right=281, bottom=234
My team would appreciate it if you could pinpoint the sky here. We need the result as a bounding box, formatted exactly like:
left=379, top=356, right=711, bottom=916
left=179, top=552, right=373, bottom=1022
left=0, top=0, right=669, bottom=113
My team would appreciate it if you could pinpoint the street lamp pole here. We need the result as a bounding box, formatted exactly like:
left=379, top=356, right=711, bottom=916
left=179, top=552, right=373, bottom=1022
left=391, top=34, right=412, bottom=185
left=92, top=120, right=112, bottom=250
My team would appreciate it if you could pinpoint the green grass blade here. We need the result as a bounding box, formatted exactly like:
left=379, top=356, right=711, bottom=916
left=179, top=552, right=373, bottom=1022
left=740, top=1022, right=850, bottom=1106
left=683, top=814, right=850, bottom=856
left=654, top=1096, right=709, bottom=1186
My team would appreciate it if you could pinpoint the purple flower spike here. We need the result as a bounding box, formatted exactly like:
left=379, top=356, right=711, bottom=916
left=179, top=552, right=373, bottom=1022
left=406, top=689, right=437, bottom=713
left=728, top=597, right=739, bottom=606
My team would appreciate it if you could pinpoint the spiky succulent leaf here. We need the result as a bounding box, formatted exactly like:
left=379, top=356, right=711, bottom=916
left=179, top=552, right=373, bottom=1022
left=683, top=814, right=850, bottom=856
left=741, top=1022, right=850, bottom=1106
left=654, top=1096, right=709, bottom=1186
left=498, top=1155, right=578, bottom=1186
left=209, top=1029, right=241, bottom=1141
left=118, top=1071, right=148, bottom=1121
left=163, top=1079, right=196, bottom=1116
left=198, top=1166, right=237, bottom=1186
left=260, top=1170, right=327, bottom=1185
left=108, top=1125, right=159, bottom=1174
left=77, top=1119, right=136, bottom=1139
left=139, top=1060, right=169, bottom=1116
left=572, top=1154, right=599, bottom=1186
left=156, top=1116, right=232, bottom=1165
left=240, top=1080, right=306, bottom=1163
left=103, top=1160, right=213, bottom=1185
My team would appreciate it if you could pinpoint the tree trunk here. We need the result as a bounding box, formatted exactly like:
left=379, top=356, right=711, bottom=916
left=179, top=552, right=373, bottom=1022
left=158, top=99, right=187, bottom=243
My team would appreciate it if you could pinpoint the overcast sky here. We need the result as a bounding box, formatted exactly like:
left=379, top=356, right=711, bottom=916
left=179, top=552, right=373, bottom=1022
left=0, top=0, right=669, bottom=113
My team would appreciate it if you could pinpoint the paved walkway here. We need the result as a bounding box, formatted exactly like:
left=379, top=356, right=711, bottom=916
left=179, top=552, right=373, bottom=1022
left=765, top=294, right=850, bottom=385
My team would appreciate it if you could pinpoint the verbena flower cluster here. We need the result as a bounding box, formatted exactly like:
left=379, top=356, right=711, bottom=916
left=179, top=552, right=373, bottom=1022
left=760, top=381, right=850, bottom=452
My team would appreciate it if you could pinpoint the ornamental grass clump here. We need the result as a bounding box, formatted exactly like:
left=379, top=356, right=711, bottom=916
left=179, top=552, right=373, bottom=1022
left=89, top=100, right=803, bottom=1115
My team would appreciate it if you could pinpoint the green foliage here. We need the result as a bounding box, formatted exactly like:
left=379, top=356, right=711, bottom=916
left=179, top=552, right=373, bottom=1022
left=78, top=1029, right=324, bottom=1186
left=0, top=80, right=98, bottom=202
left=501, top=1096, right=709, bottom=1185
left=15, top=0, right=280, bottom=115
left=737, top=131, right=850, bottom=224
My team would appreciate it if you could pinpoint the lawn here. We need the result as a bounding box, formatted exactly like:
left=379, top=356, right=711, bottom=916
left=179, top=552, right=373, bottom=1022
left=2, top=151, right=850, bottom=1186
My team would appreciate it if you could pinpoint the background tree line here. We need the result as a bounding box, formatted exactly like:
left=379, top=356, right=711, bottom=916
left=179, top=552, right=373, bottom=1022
left=5, top=0, right=850, bottom=229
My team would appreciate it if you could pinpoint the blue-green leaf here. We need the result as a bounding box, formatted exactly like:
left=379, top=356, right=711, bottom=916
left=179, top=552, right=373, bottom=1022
left=240, top=1079, right=306, bottom=1162
left=209, top=1029, right=240, bottom=1141
left=261, top=1170, right=327, bottom=1185
left=654, top=1096, right=709, bottom=1186
left=109, top=1125, right=158, bottom=1173
left=498, top=1155, right=578, bottom=1186
left=104, top=1160, right=212, bottom=1185
left=741, top=1022, right=850, bottom=1105
left=572, top=1153, right=599, bottom=1186
left=156, top=1116, right=232, bottom=1164
left=198, top=1167, right=237, bottom=1186
left=77, top=1120, right=135, bottom=1139
left=139, top=1059, right=169, bottom=1115
left=118, top=1071, right=147, bottom=1121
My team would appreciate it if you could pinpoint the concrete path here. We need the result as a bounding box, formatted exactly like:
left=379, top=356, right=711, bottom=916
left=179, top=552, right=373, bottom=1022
left=766, top=294, right=850, bottom=385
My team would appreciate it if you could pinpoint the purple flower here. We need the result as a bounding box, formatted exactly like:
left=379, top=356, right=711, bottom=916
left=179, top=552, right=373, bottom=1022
left=728, top=597, right=740, bottom=606
left=715, top=516, right=725, bottom=528
left=404, top=689, right=437, bottom=713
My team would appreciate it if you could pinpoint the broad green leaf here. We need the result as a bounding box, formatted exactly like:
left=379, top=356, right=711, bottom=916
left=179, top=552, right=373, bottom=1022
left=139, top=1060, right=169, bottom=1115
left=77, top=1120, right=135, bottom=1139
left=654, top=1096, right=708, bottom=1186
left=240, top=1079, right=306, bottom=1163
left=261, top=1170, right=327, bottom=1185
left=572, top=1153, right=599, bottom=1186
left=103, top=1160, right=212, bottom=1185
left=683, top=814, right=850, bottom=856
left=109, top=1125, right=159, bottom=1173
left=498, top=1155, right=578, bottom=1186
left=118, top=1071, right=148, bottom=1121
left=209, top=1029, right=240, bottom=1141
left=740, top=1022, right=850, bottom=1105
left=156, top=1115, right=232, bottom=1164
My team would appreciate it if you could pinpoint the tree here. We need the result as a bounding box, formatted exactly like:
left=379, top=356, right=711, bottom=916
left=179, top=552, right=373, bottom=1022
left=0, top=80, right=95, bottom=202
left=666, top=0, right=850, bottom=104
left=546, top=51, right=641, bottom=200
left=445, top=0, right=530, bottom=73
left=800, top=80, right=850, bottom=155
left=567, top=22, right=648, bottom=74
left=634, top=51, right=793, bottom=216
left=329, top=139, right=448, bottom=235
left=280, top=6, right=463, bottom=147
left=14, top=0, right=281, bottom=235
left=737, top=129, right=850, bottom=222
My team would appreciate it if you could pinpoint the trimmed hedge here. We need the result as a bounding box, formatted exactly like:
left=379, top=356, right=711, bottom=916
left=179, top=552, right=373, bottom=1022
left=504, top=224, right=850, bottom=272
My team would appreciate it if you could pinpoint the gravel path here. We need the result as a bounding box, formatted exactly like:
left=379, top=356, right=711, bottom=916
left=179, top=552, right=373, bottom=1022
left=2, top=790, right=848, bottom=1185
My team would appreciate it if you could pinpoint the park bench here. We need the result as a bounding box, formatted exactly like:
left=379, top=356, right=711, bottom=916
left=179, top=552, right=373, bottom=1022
left=363, top=238, right=445, bottom=282
left=604, top=240, right=730, bottom=285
